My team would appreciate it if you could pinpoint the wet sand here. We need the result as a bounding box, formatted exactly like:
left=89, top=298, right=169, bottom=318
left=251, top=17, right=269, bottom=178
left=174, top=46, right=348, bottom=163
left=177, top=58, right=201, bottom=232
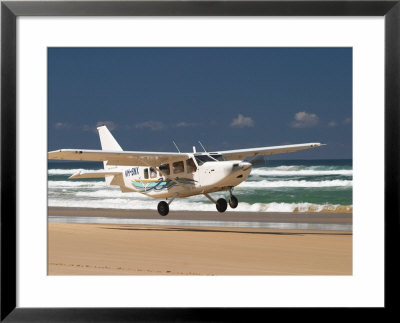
left=48, top=207, right=352, bottom=275
left=48, top=206, right=352, bottom=224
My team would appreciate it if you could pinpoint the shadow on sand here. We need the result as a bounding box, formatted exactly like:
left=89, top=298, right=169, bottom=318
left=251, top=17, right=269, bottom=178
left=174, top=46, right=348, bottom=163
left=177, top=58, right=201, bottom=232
left=100, top=226, right=352, bottom=236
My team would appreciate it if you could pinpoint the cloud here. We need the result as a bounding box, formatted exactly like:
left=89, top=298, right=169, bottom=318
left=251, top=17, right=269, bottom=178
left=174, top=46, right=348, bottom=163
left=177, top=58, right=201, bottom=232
left=328, top=121, right=337, bottom=127
left=80, top=121, right=118, bottom=133
left=135, top=121, right=166, bottom=131
left=176, top=121, right=198, bottom=128
left=82, top=124, right=95, bottom=132
left=230, top=114, right=255, bottom=128
left=54, top=122, right=71, bottom=130
left=96, top=121, right=117, bottom=131
left=291, top=111, right=319, bottom=128
left=343, top=118, right=352, bottom=125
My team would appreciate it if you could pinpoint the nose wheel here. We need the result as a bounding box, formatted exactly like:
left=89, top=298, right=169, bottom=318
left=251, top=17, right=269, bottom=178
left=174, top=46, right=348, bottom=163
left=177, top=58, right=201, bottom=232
left=229, top=195, right=238, bottom=208
left=228, top=187, right=239, bottom=209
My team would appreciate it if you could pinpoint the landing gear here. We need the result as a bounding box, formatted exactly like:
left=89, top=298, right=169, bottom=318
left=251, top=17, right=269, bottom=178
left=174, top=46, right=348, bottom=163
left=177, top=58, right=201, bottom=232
left=157, top=193, right=177, bottom=216
left=228, top=187, right=239, bottom=209
left=229, top=195, right=238, bottom=208
left=204, top=193, right=228, bottom=213
left=216, top=198, right=228, bottom=213
left=157, top=201, right=169, bottom=216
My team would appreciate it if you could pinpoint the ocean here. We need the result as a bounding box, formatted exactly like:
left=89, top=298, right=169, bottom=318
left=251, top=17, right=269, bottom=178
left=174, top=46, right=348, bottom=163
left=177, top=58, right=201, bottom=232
left=48, top=159, right=352, bottom=213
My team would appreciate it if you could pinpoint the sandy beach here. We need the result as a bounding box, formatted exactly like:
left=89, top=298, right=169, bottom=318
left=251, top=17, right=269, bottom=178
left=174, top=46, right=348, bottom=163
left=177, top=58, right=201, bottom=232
left=48, top=207, right=352, bottom=275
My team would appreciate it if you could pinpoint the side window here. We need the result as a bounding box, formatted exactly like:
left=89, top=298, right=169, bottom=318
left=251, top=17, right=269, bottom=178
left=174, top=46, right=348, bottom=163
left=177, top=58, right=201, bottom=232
left=186, top=158, right=197, bottom=173
left=144, top=168, right=149, bottom=179
left=173, top=161, right=184, bottom=174
left=150, top=167, right=157, bottom=178
left=159, top=163, right=170, bottom=175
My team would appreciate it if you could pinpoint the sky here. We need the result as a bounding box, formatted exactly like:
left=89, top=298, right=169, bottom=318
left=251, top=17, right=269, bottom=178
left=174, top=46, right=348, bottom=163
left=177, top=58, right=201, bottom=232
left=48, top=47, right=352, bottom=160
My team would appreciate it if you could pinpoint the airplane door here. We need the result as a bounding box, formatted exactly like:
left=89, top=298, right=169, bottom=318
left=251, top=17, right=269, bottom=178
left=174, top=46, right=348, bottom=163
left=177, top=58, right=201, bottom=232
left=190, top=156, right=217, bottom=187
left=198, top=164, right=215, bottom=187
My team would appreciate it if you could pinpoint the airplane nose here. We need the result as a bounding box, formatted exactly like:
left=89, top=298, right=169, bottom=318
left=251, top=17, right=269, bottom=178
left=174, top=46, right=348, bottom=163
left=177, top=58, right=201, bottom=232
left=239, top=161, right=252, bottom=171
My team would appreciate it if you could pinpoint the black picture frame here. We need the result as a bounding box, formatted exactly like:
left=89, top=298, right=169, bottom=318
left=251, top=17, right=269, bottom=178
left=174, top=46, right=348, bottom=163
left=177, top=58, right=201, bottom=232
left=1, top=0, right=398, bottom=321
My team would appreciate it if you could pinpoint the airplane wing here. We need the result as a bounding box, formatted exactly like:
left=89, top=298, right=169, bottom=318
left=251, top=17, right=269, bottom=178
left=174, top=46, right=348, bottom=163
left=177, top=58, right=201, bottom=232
left=48, top=149, right=189, bottom=167
left=217, top=143, right=323, bottom=161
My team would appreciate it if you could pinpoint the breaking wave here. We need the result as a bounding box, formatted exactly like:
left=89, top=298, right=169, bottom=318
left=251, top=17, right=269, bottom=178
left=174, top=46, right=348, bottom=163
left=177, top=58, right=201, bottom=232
left=251, top=168, right=352, bottom=177
left=48, top=168, right=99, bottom=175
left=238, top=179, right=352, bottom=188
left=48, top=197, right=352, bottom=213
left=48, top=181, right=106, bottom=188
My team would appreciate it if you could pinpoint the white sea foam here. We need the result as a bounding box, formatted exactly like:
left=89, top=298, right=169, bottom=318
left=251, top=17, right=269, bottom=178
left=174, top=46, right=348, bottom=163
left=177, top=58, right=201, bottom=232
left=231, top=202, right=318, bottom=212
left=238, top=179, right=352, bottom=188
left=262, top=165, right=349, bottom=171
left=48, top=168, right=100, bottom=175
left=74, top=189, right=130, bottom=198
left=48, top=181, right=106, bottom=188
left=48, top=178, right=352, bottom=190
left=48, top=197, right=351, bottom=213
left=250, top=168, right=352, bottom=176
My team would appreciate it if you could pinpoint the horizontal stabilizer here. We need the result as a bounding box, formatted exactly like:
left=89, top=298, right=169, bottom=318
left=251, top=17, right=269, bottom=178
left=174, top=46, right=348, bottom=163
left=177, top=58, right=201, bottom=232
left=69, top=171, right=122, bottom=179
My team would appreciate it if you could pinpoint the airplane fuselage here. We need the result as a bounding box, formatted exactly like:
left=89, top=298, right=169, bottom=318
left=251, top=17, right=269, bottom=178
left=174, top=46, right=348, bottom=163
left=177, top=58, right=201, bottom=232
left=107, top=155, right=252, bottom=199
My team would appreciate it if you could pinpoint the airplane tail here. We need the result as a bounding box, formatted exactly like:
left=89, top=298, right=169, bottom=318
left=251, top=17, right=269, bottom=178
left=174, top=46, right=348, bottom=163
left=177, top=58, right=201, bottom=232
left=97, top=125, right=123, bottom=186
left=97, top=125, right=123, bottom=151
left=67, top=125, right=132, bottom=193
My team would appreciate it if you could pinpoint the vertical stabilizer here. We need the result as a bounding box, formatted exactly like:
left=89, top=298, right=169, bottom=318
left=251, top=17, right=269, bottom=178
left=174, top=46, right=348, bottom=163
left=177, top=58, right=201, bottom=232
left=97, top=125, right=123, bottom=186
left=97, top=125, right=123, bottom=151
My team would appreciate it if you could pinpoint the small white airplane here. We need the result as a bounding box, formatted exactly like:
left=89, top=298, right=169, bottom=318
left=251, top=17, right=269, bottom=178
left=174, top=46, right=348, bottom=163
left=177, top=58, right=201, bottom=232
left=48, top=125, right=323, bottom=216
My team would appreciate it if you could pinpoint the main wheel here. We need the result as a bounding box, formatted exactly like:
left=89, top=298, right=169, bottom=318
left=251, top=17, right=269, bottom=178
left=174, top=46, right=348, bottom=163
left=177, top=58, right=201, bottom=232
left=157, top=201, right=169, bottom=216
left=216, top=198, right=228, bottom=213
left=229, top=195, right=238, bottom=208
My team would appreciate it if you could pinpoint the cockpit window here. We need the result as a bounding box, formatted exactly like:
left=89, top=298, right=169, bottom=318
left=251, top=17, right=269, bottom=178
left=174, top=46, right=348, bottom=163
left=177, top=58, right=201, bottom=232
left=194, top=155, right=215, bottom=166
left=209, top=153, right=226, bottom=161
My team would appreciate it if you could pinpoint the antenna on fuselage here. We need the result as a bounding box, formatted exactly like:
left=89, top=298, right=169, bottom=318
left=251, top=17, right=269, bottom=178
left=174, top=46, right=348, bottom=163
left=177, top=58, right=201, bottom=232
left=198, top=141, right=207, bottom=152
left=172, top=140, right=181, bottom=153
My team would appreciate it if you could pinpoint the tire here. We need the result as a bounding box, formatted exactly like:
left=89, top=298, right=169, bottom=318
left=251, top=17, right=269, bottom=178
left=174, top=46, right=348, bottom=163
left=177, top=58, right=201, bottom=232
left=216, top=198, right=228, bottom=213
left=229, top=195, right=238, bottom=208
left=157, top=201, right=169, bottom=216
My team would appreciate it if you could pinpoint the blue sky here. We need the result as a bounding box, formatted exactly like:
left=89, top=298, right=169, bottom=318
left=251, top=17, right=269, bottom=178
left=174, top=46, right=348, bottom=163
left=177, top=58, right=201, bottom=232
left=48, top=48, right=352, bottom=159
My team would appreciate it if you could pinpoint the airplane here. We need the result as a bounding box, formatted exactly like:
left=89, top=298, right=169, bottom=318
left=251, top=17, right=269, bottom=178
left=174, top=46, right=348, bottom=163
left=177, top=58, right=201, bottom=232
left=48, top=125, right=323, bottom=216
